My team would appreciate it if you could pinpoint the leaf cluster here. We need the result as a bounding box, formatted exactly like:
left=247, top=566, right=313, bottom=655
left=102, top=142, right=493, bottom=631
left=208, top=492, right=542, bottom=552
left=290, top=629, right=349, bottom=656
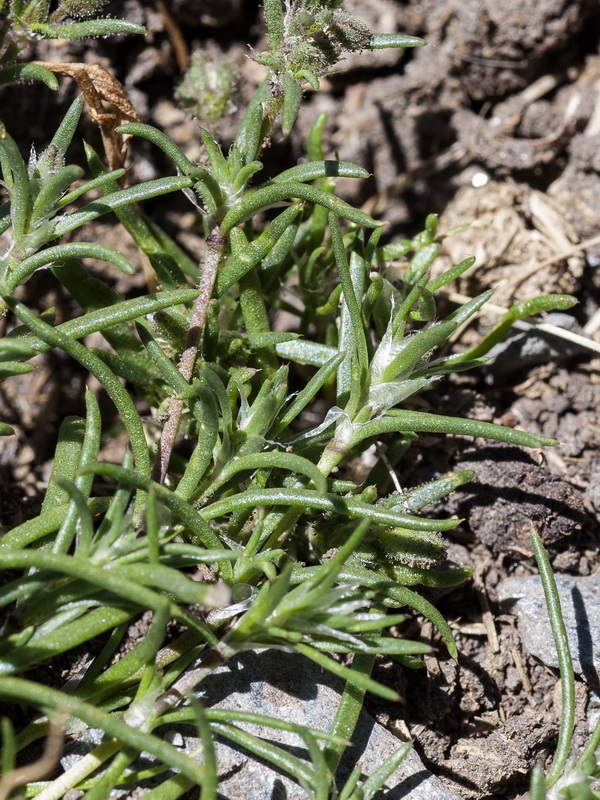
left=258, top=0, right=425, bottom=132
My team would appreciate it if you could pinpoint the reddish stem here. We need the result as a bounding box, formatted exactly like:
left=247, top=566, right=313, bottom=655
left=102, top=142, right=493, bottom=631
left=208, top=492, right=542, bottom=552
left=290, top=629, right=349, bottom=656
left=157, top=231, right=227, bottom=483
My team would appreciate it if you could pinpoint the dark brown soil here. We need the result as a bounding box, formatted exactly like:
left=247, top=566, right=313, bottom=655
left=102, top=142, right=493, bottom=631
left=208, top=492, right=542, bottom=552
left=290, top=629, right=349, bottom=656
left=2, top=2, right=600, bottom=799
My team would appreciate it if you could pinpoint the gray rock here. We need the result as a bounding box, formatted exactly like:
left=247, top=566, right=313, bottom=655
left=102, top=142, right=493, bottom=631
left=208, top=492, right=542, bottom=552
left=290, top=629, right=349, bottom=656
left=484, top=313, right=584, bottom=376
left=497, top=575, right=600, bottom=687
left=193, top=649, right=459, bottom=799
left=61, top=650, right=460, bottom=799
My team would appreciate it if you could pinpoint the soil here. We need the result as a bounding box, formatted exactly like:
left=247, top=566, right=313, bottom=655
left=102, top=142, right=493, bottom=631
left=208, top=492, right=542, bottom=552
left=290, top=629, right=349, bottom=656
left=2, top=1, right=600, bottom=799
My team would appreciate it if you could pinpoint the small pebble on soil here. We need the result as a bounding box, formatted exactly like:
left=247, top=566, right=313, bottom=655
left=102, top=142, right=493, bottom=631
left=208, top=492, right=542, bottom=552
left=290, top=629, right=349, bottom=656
left=497, top=574, right=600, bottom=686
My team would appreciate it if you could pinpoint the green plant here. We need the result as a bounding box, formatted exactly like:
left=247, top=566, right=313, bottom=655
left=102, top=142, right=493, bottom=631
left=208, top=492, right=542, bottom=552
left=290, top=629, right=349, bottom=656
left=176, top=49, right=237, bottom=127
left=0, top=2, right=582, bottom=797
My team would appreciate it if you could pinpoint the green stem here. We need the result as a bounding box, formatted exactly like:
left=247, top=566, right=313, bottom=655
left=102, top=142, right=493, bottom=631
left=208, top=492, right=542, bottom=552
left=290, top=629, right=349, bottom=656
left=530, top=528, right=575, bottom=787
left=324, top=653, right=375, bottom=774
left=575, top=712, right=600, bottom=771
left=529, top=765, right=547, bottom=800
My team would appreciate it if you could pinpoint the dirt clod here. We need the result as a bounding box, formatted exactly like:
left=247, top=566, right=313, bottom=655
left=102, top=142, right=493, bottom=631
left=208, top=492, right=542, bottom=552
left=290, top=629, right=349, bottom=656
left=452, top=444, right=587, bottom=553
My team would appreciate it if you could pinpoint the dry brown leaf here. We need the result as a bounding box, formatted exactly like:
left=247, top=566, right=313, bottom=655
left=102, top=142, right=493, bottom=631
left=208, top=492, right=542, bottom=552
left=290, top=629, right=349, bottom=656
left=32, top=61, right=140, bottom=171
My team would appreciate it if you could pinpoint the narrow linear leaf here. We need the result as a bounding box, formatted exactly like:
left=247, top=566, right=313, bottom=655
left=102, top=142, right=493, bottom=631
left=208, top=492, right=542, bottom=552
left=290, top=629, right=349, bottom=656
left=381, top=320, right=455, bottom=383
left=368, top=34, right=426, bottom=49
left=529, top=765, right=547, bottom=800
left=427, top=257, right=475, bottom=292
left=361, top=743, right=413, bottom=800
left=530, top=528, right=575, bottom=788
left=0, top=124, right=31, bottom=239
left=221, top=182, right=380, bottom=233
left=295, top=644, right=400, bottom=701
left=0, top=63, right=58, bottom=89
left=41, top=416, right=85, bottom=514
left=7, top=289, right=198, bottom=354
left=216, top=205, right=301, bottom=295
left=458, top=294, right=578, bottom=362
left=1, top=605, right=134, bottom=674
left=2, top=297, right=152, bottom=508
left=199, top=130, right=229, bottom=184
left=51, top=176, right=193, bottom=238
left=209, top=721, right=313, bottom=787
left=201, top=487, right=459, bottom=532
left=33, top=20, right=146, bottom=38
left=116, top=123, right=197, bottom=175
left=162, top=708, right=344, bottom=745
left=31, top=164, right=84, bottom=223
left=80, top=463, right=234, bottom=582
left=276, top=339, right=338, bottom=367
left=263, top=0, right=285, bottom=50
left=58, top=169, right=127, bottom=207
left=0, top=498, right=109, bottom=550
left=354, top=410, right=556, bottom=449
left=273, top=161, right=369, bottom=184
left=0, top=549, right=176, bottom=615
left=273, top=352, right=345, bottom=435
left=7, top=242, right=134, bottom=291
left=282, top=72, right=303, bottom=137
left=38, top=97, right=84, bottom=171
left=0, top=362, right=35, bottom=380
left=219, top=452, right=327, bottom=495
left=330, top=214, right=369, bottom=387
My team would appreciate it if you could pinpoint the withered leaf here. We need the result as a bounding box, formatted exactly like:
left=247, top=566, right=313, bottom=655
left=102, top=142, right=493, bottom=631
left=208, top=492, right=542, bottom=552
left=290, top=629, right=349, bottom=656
left=33, top=61, right=140, bottom=171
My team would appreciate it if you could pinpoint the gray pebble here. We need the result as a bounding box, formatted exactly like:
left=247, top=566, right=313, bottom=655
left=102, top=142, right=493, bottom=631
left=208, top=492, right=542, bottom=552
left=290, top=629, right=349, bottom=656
left=484, top=313, right=583, bottom=376
left=497, top=575, right=600, bottom=686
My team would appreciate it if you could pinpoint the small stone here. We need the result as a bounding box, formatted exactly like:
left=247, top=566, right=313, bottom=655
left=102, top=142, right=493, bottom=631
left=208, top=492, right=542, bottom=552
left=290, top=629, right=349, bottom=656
left=484, top=313, right=584, bottom=376
left=497, top=575, right=600, bottom=686
left=192, top=649, right=461, bottom=799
